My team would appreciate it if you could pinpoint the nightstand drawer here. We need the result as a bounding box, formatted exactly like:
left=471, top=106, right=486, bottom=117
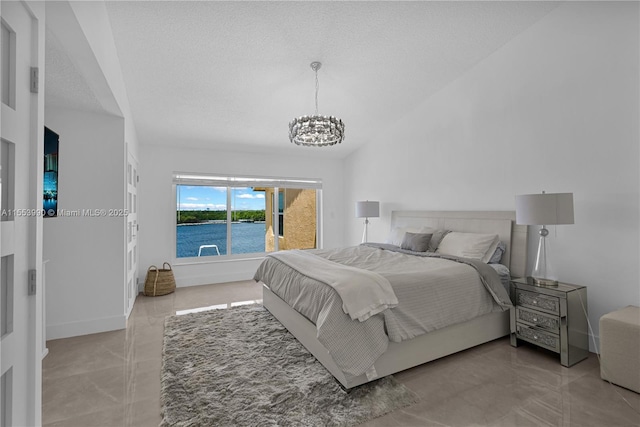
left=516, top=290, right=560, bottom=315
left=516, top=324, right=560, bottom=353
left=516, top=307, right=560, bottom=333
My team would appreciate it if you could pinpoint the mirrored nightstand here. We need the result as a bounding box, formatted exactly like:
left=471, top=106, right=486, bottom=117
left=510, top=277, right=589, bottom=367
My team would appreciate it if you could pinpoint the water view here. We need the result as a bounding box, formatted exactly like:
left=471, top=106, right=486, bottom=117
left=175, top=184, right=317, bottom=257
left=177, top=222, right=266, bottom=258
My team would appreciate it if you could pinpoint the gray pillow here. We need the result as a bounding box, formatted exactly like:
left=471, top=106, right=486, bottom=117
left=489, top=241, right=507, bottom=264
left=428, top=229, right=451, bottom=252
left=401, top=232, right=432, bottom=252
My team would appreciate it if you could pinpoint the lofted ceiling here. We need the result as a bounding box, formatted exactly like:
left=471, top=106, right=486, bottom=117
left=46, top=1, right=560, bottom=158
left=45, top=26, right=106, bottom=115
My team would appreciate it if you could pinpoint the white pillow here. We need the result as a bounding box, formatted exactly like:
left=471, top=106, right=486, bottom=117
left=436, top=232, right=500, bottom=263
left=386, top=226, right=430, bottom=246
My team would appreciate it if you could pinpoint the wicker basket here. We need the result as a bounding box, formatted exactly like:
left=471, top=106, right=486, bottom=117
left=144, top=262, right=176, bottom=296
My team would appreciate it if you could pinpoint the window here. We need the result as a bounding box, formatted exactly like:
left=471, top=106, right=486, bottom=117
left=174, top=173, right=321, bottom=259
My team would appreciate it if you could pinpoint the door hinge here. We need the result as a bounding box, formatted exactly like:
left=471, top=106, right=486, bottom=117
left=137, top=174, right=139, bottom=183
left=28, top=269, right=37, bottom=295
left=30, top=67, right=39, bottom=93
left=137, top=224, right=139, bottom=231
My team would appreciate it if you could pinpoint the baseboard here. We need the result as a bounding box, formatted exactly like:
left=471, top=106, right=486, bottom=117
left=174, top=271, right=256, bottom=288
left=46, top=314, right=127, bottom=340
left=590, top=334, right=600, bottom=354
left=125, top=299, right=135, bottom=319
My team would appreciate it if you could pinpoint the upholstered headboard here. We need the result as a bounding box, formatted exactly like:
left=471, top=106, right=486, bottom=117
left=390, top=211, right=528, bottom=278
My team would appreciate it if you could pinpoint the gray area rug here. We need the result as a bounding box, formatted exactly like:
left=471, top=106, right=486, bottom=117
left=161, top=304, right=417, bottom=426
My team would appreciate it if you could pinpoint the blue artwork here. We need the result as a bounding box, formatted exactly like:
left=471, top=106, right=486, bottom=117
left=44, top=127, right=58, bottom=217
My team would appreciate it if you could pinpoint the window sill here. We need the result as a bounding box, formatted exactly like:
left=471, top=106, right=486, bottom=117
left=173, top=253, right=267, bottom=266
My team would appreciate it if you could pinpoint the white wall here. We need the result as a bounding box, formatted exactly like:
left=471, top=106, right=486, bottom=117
left=344, top=2, right=639, bottom=348
left=43, top=0, right=139, bottom=340
left=46, top=0, right=139, bottom=158
left=138, top=144, right=345, bottom=287
left=44, top=108, right=126, bottom=339
left=67, top=0, right=140, bottom=159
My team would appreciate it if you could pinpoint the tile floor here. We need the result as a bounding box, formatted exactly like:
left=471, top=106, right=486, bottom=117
left=43, top=280, right=640, bottom=427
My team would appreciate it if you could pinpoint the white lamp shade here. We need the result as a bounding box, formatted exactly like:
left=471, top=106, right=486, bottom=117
left=355, top=201, right=379, bottom=218
left=515, top=193, right=574, bottom=225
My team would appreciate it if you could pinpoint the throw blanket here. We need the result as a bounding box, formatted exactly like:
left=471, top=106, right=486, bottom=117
left=267, top=250, right=398, bottom=321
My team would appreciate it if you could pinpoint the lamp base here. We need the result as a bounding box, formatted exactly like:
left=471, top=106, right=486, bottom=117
left=361, top=218, right=369, bottom=244
left=530, top=227, right=558, bottom=287
left=530, top=277, right=559, bottom=287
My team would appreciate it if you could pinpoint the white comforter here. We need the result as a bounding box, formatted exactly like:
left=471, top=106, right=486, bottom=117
left=254, top=244, right=511, bottom=379
left=267, top=250, right=398, bottom=321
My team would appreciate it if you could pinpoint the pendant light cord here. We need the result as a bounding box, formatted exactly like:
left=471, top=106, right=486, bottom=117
left=315, top=67, right=319, bottom=115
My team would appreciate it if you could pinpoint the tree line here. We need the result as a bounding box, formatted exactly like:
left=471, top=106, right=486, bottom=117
left=177, top=210, right=266, bottom=224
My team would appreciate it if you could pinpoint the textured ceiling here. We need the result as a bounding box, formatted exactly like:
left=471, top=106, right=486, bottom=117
left=45, top=26, right=106, bottom=115
left=91, top=2, right=558, bottom=157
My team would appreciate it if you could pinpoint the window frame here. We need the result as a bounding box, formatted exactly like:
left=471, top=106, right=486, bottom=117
left=277, top=189, right=284, bottom=237
left=172, top=173, right=323, bottom=265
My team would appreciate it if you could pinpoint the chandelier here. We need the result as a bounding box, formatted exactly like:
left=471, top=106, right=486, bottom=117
left=289, top=62, right=345, bottom=147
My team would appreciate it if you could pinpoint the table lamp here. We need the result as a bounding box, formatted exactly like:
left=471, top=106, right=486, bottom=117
left=355, top=201, right=379, bottom=243
left=515, top=191, right=574, bottom=286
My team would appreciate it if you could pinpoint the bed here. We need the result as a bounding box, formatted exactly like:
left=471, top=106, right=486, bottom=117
left=255, top=211, right=528, bottom=389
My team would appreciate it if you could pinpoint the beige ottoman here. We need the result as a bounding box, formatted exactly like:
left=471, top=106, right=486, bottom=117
left=600, top=305, right=640, bottom=393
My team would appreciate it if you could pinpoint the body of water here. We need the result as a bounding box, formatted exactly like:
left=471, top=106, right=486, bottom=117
left=177, top=222, right=266, bottom=258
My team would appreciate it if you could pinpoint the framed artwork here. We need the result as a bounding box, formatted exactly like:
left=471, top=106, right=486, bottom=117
left=43, top=127, right=58, bottom=217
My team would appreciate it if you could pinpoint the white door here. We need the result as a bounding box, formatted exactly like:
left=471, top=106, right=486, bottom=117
left=125, top=150, right=138, bottom=316
left=1, top=2, right=43, bottom=426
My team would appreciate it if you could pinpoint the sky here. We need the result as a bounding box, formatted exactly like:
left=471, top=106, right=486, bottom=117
left=177, top=186, right=266, bottom=211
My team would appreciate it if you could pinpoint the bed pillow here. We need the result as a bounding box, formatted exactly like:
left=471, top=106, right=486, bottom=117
left=400, top=232, right=433, bottom=252
left=428, top=229, right=451, bottom=252
left=488, top=241, right=507, bottom=264
left=436, top=232, right=500, bottom=263
left=386, top=226, right=421, bottom=246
